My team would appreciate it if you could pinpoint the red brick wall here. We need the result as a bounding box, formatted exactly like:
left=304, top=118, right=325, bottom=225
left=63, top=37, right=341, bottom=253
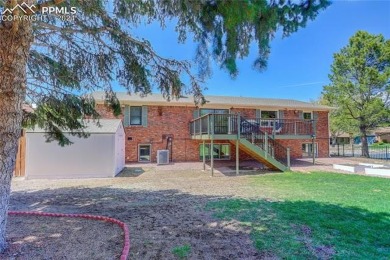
left=314, top=111, right=330, bottom=157
left=282, top=110, right=299, bottom=119
left=96, top=104, right=329, bottom=162
left=276, top=111, right=329, bottom=158
left=230, top=108, right=256, bottom=118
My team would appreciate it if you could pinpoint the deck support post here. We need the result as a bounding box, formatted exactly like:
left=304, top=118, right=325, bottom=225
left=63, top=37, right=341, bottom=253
left=287, top=147, right=291, bottom=169
left=236, top=114, right=241, bottom=176
left=265, top=132, right=268, bottom=159
left=210, top=139, right=214, bottom=176
left=236, top=139, right=240, bottom=175
left=211, top=115, right=214, bottom=177
left=237, top=113, right=241, bottom=139
left=312, top=135, right=316, bottom=165
left=294, top=122, right=297, bottom=135
left=202, top=140, right=206, bottom=171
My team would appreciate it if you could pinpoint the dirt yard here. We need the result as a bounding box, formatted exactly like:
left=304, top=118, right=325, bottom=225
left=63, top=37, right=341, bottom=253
left=3, top=165, right=266, bottom=260
left=3, top=158, right=388, bottom=259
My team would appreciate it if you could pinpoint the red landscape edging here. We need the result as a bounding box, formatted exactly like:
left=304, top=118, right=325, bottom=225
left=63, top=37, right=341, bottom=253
left=8, top=211, right=130, bottom=260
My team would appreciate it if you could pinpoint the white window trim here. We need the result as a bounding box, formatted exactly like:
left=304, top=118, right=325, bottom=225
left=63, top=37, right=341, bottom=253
left=138, top=144, right=151, bottom=162
left=303, top=111, right=313, bottom=120
left=260, top=110, right=279, bottom=127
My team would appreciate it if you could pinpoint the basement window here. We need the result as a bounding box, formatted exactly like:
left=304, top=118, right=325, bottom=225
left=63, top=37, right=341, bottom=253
left=138, top=144, right=151, bottom=162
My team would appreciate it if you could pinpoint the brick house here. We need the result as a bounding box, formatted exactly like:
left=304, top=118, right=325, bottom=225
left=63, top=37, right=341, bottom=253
left=93, top=92, right=331, bottom=171
left=375, top=127, right=390, bottom=143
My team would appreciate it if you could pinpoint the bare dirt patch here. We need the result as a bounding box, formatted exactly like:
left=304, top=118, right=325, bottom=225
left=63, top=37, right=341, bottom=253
left=1, top=215, right=123, bottom=260
left=5, top=167, right=264, bottom=259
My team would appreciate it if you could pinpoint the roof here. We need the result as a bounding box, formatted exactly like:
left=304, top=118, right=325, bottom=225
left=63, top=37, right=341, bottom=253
left=375, top=127, right=390, bottom=134
left=26, top=119, right=123, bottom=134
left=336, top=133, right=352, bottom=138
left=92, top=92, right=332, bottom=111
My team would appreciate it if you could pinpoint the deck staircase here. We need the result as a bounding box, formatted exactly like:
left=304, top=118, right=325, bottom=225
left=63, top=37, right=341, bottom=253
left=234, top=117, right=289, bottom=171
left=190, top=114, right=294, bottom=171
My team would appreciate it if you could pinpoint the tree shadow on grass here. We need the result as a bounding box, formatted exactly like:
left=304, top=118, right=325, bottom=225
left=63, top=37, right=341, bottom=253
left=5, top=187, right=390, bottom=259
left=207, top=199, right=390, bottom=259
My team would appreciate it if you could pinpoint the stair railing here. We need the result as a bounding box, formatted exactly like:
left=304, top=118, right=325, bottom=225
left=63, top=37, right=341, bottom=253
left=239, top=116, right=290, bottom=169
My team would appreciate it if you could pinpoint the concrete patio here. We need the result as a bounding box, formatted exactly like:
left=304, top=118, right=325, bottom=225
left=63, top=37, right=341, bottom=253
left=122, top=157, right=390, bottom=177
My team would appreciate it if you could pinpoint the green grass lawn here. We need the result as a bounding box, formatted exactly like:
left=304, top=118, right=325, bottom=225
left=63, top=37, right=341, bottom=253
left=206, top=172, right=390, bottom=259
left=370, top=142, right=390, bottom=148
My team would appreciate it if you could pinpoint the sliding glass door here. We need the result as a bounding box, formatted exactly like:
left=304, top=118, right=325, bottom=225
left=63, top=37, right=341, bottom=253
left=200, top=109, right=229, bottom=134
left=199, top=143, right=231, bottom=160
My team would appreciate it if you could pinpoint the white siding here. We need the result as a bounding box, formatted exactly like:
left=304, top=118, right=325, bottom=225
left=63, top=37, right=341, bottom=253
left=26, top=133, right=116, bottom=179
left=114, top=124, right=125, bottom=175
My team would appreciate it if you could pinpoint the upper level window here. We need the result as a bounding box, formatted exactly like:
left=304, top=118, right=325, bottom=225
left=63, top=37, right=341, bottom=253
left=260, top=110, right=278, bottom=127
left=130, top=106, right=142, bottom=125
left=303, top=112, right=312, bottom=120
left=260, top=111, right=278, bottom=119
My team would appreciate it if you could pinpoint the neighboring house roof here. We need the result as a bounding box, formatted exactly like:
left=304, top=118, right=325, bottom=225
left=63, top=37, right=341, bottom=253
left=26, top=119, right=123, bottom=134
left=335, top=133, right=352, bottom=138
left=92, top=92, right=332, bottom=111
left=375, top=127, right=390, bottom=135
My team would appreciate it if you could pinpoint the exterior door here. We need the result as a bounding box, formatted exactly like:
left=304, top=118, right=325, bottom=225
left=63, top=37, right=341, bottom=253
left=199, top=144, right=231, bottom=160
left=200, top=109, right=229, bottom=134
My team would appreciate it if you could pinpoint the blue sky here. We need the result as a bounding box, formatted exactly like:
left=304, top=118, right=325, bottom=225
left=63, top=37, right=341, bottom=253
left=129, top=0, right=390, bottom=102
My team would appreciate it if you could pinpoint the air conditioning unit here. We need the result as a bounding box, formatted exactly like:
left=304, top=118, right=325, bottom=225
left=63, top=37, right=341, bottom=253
left=157, top=150, right=170, bottom=165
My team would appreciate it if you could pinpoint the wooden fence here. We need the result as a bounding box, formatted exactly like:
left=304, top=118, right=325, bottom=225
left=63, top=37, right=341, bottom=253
left=14, top=130, right=26, bottom=177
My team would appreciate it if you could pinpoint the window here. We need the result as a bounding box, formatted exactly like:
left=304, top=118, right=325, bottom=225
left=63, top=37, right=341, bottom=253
left=199, top=144, right=230, bottom=160
left=260, top=110, right=278, bottom=127
left=130, top=106, right=142, bottom=125
left=260, top=111, right=278, bottom=119
left=138, top=144, right=151, bottom=162
left=303, top=112, right=312, bottom=120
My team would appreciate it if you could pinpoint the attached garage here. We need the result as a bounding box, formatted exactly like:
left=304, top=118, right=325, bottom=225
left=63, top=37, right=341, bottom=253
left=25, top=119, right=125, bottom=179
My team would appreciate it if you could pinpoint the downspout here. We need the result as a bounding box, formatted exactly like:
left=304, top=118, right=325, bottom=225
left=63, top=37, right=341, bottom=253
left=166, top=137, right=173, bottom=162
